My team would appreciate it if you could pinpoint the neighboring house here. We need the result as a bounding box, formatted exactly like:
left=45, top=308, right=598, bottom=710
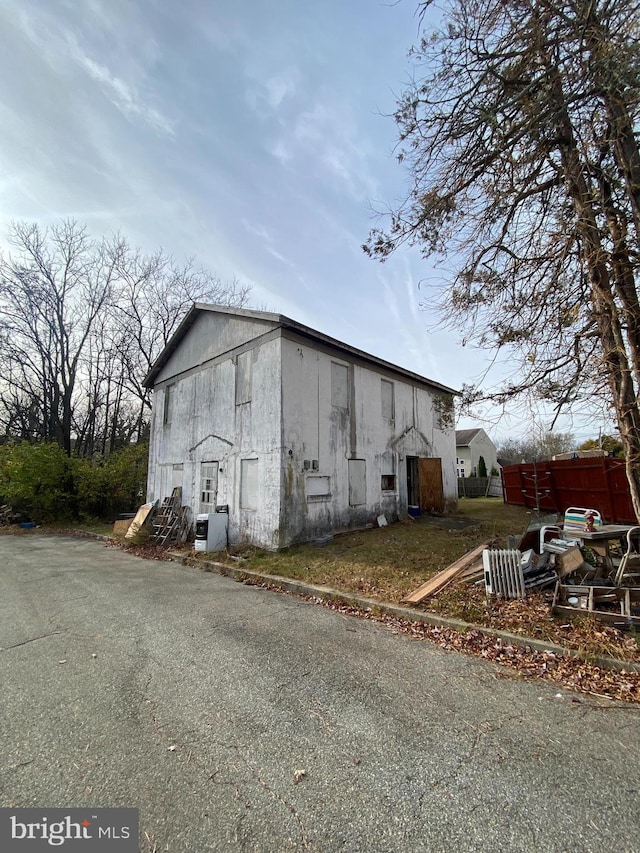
left=455, top=429, right=499, bottom=478
left=144, top=304, right=459, bottom=550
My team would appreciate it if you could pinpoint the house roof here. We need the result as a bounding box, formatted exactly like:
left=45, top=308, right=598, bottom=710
left=455, top=428, right=483, bottom=446
left=143, top=303, right=459, bottom=394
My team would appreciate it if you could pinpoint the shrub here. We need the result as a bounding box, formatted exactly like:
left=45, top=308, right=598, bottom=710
left=0, top=441, right=149, bottom=523
left=0, top=442, right=77, bottom=522
left=478, top=455, right=487, bottom=478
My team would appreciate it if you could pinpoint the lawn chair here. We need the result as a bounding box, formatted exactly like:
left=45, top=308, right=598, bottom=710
left=614, top=526, right=640, bottom=586
left=539, top=507, right=603, bottom=554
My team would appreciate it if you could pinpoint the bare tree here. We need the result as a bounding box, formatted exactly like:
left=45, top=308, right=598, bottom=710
left=111, top=249, right=250, bottom=444
left=365, top=0, right=640, bottom=519
left=497, top=432, right=576, bottom=463
left=0, top=221, right=121, bottom=454
left=0, top=221, right=251, bottom=455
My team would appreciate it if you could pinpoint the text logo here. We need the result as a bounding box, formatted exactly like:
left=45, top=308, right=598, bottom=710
left=1, top=809, right=138, bottom=851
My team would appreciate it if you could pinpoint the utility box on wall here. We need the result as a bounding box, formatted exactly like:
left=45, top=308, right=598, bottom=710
left=194, top=511, right=228, bottom=552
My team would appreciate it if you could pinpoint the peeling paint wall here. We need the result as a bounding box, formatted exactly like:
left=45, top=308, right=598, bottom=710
left=279, top=336, right=457, bottom=546
left=147, top=322, right=283, bottom=550
left=154, top=312, right=279, bottom=384
left=147, top=313, right=457, bottom=550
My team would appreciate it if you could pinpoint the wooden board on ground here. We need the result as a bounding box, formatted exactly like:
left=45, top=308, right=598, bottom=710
left=125, top=502, right=156, bottom=543
left=402, top=540, right=492, bottom=604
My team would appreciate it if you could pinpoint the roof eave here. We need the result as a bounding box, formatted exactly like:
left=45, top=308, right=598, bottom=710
left=143, top=303, right=460, bottom=397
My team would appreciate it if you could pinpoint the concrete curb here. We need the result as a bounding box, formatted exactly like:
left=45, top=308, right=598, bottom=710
left=66, top=531, right=640, bottom=675
left=175, top=551, right=640, bottom=675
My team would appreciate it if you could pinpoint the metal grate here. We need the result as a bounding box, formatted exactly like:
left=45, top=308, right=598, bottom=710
left=483, top=549, right=526, bottom=599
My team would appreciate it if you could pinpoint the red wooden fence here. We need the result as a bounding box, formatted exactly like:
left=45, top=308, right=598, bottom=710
left=501, top=457, right=637, bottom=524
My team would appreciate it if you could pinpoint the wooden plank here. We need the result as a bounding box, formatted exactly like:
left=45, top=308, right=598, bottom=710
left=402, top=540, right=492, bottom=604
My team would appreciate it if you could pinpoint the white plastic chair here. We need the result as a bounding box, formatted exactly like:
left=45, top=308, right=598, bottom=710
left=539, top=507, right=602, bottom=553
left=614, top=526, right=640, bottom=586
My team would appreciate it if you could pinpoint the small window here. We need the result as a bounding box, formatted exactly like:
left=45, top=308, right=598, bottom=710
left=240, top=458, right=258, bottom=510
left=331, top=362, right=349, bottom=410
left=381, top=379, right=394, bottom=420
left=236, top=351, right=252, bottom=405
left=434, top=393, right=454, bottom=430
left=163, top=384, right=175, bottom=425
left=381, top=450, right=396, bottom=492
left=200, top=461, right=218, bottom=512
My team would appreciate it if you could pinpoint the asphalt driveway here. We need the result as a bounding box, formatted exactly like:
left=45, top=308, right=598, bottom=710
left=1, top=535, right=639, bottom=852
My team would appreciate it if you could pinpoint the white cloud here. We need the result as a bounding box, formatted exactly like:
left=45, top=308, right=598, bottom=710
left=265, top=69, right=299, bottom=109
left=245, top=67, right=300, bottom=118
left=270, top=97, right=380, bottom=202
left=73, top=51, right=175, bottom=136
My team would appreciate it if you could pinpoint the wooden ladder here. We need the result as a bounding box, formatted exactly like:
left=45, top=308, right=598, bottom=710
left=152, top=487, right=185, bottom=545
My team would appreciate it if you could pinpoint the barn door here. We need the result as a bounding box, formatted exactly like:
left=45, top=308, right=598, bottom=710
left=418, top=457, right=444, bottom=514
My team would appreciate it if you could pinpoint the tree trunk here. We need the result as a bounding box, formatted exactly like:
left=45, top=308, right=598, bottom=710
left=552, top=68, right=640, bottom=521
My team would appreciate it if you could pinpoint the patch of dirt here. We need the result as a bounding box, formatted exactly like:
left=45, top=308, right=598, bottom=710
left=413, top=515, right=477, bottom=530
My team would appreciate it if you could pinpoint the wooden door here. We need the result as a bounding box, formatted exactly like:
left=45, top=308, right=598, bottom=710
left=199, top=461, right=219, bottom=513
left=419, top=457, right=445, bottom=514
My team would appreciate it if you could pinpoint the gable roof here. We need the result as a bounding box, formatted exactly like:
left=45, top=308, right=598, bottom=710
left=455, top=428, right=483, bottom=446
left=143, top=303, right=459, bottom=394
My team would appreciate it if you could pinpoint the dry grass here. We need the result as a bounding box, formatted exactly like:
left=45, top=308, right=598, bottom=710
left=236, top=498, right=530, bottom=602
left=229, top=499, right=640, bottom=663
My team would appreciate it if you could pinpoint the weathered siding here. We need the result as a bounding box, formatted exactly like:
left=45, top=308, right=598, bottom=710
left=146, top=307, right=458, bottom=550
left=154, top=312, right=279, bottom=385
left=147, top=329, right=283, bottom=549
left=279, top=337, right=457, bottom=545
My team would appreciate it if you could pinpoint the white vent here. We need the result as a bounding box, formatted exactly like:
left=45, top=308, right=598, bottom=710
left=483, top=549, right=526, bottom=599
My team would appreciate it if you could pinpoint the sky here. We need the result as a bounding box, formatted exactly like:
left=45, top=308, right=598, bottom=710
left=0, top=0, right=610, bottom=446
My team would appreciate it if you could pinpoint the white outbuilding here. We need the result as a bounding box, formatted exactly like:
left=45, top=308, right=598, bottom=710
left=144, top=304, right=459, bottom=550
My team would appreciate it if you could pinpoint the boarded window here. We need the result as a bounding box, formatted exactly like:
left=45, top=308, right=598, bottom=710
left=235, top=351, right=252, bottom=405
left=163, top=383, right=175, bottom=425
left=381, top=379, right=394, bottom=420
left=240, top=458, right=258, bottom=510
left=381, top=451, right=396, bottom=492
left=331, top=362, right=349, bottom=409
left=159, top=463, right=182, bottom=498
left=200, top=461, right=218, bottom=512
left=348, top=459, right=366, bottom=506
left=306, top=475, right=331, bottom=501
